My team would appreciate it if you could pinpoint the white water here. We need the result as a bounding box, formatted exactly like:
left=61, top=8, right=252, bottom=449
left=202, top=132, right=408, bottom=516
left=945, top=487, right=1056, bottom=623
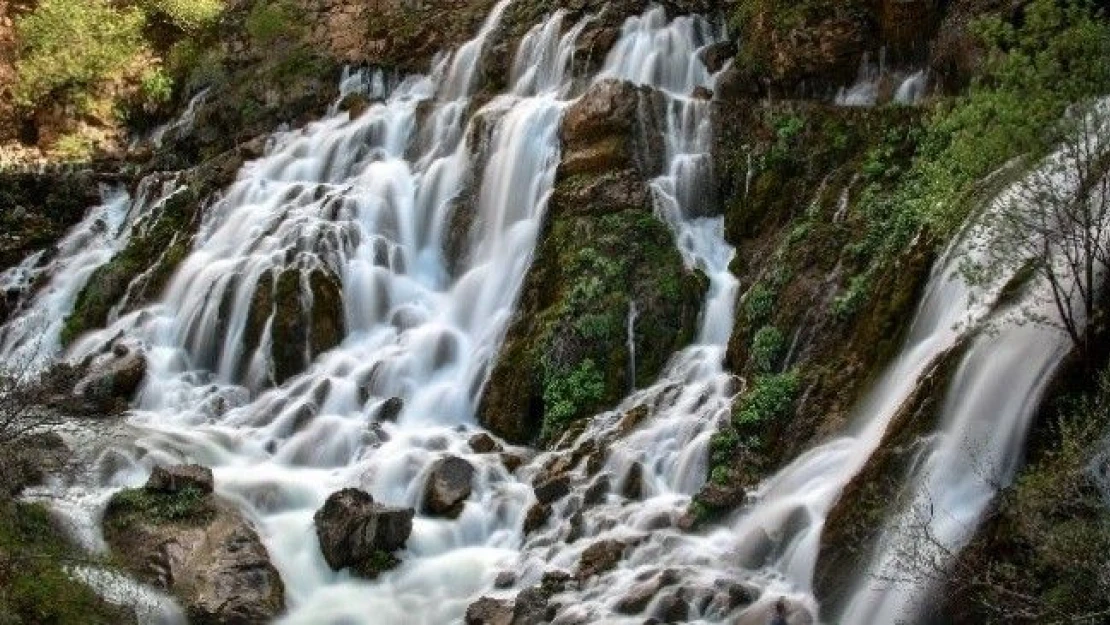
left=838, top=120, right=1109, bottom=623
left=834, top=51, right=928, bottom=107
left=0, top=181, right=174, bottom=372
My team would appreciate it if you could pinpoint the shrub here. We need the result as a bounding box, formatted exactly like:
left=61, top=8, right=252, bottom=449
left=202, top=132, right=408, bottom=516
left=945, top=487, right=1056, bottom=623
left=744, top=282, right=776, bottom=325
left=14, top=0, right=148, bottom=109
left=246, top=0, right=303, bottom=46
left=541, top=358, right=606, bottom=440
left=750, top=325, right=786, bottom=373
left=146, top=0, right=225, bottom=31
left=732, top=370, right=800, bottom=430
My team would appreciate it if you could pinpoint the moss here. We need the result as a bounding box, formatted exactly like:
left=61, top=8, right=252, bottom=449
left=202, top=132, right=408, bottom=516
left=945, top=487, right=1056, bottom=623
left=61, top=186, right=200, bottom=345
left=0, top=500, right=135, bottom=624
left=481, top=198, right=705, bottom=445
left=104, top=486, right=216, bottom=529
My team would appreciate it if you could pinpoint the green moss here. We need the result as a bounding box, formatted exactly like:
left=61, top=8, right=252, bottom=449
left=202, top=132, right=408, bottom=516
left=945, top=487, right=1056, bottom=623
left=0, top=500, right=134, bottom=624
left=62, top=187, right=199, bottom=345
left=105, top=486, right=216, bottom=528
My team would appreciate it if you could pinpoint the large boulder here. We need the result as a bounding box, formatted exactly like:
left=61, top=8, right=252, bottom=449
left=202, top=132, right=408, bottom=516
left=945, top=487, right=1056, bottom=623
left=313, top=488, right=414, bottom=578
left=422, top=455, right=475, bottom=518
left=103, top=471, right=285, bottom=624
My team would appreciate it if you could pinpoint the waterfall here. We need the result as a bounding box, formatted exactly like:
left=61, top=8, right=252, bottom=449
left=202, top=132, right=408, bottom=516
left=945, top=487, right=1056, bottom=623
left=0, top=178, right=177, bottom=371
left=837, top=122, right=1106, bottom=623
left=626, top=299, right=638, bottom=392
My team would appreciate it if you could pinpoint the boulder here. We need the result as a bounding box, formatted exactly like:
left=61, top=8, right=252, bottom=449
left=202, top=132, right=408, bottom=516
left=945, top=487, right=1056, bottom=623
left=619, top=462, right=645, bottom=500
left=522, top=503, right=551, bottom=535
left=422, top=455, right=475, bottom=518
left=103, top=483, right=284, bottom=624
left=468, top=432, right=502, bottom=454
left=145, top=464, right=214, bottom=494
left=378, top=396, right=404, bottom=422
left=465, top=597, right=514, bottom=625
left=72, top=343, right=147, bottom=411
left=313, top=488, right=414, bottom=577
left=576, top=539, right=625, bottom=580
left=533, top=474, right=570, bottom=505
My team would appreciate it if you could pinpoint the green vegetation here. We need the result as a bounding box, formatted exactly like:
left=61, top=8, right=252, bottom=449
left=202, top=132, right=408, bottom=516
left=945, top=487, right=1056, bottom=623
left=832, top=0, right=1110, bottom=317
left=749, top=325, right=786, bottom=373
left=946, top=369, right=1110, bottom=623
left=105, top=486, right=216, bottom=528
left=146, top=0, right=225, bottom=32
left=732, top=370, right=800, bottom=433
left=0, top=500, right=133, bottom=624
left=246, top=0, right=303, bottom=46
left=13, top=0, right=148, bottom=109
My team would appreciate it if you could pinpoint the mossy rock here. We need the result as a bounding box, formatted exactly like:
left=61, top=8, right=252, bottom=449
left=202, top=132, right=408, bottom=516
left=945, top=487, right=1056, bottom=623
left=268, top=266, right=345, bottom=385
left=480, top=204, right=704, bottom=445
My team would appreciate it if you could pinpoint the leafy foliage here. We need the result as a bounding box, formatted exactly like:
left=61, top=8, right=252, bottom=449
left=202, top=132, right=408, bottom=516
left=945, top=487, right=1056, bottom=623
left=13, top=0, right=148, bottom=109
left=541, top=357, right=606, bottom=441
left=106, top=486, right=216, bottom=527
left=750, top=325, right=786, bottom=373
left=732, top=370, right=800, bottom=431
left=145, top=0, right=225, bottom=31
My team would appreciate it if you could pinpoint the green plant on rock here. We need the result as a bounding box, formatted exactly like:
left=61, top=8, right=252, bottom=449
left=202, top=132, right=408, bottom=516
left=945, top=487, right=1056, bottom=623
left=145, top=0, right=225, bottom=32
left=732, top=370, right=800, bottom=432
left=246, top=0, right=304, bottom=47
left=541, top=357, right=606, bottom=441
left=107, top=486, right=216, bottom=527
left=750, top=325, right=786, bottom=373
left=743, top=282, right=776, bottom=326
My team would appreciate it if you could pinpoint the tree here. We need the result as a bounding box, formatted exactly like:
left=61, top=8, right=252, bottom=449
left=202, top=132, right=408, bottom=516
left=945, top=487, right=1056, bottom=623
left=969, top=101, right=1110, bottom=362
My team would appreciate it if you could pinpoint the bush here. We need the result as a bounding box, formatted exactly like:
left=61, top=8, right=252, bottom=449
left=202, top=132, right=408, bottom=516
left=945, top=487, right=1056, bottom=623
left=145, top=0, right=224, bottom=31
left=750, top=325, right=786, bottom=373
left=14, top=0, right=148, bottom=109
left=541, top=358, right=606, bottom=441
left=246, top=0, right=303, bottom=46
left=732, top=370, right=800, bottom=431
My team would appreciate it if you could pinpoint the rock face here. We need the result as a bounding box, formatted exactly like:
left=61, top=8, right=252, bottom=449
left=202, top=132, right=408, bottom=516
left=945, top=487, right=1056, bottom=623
left=103, top=469, right=285, bottom=624
left=313, top=488, right=414, bottom=578
left=478, top=79, right=705, bottom=445
left=422, top=455, right=475, bottom=518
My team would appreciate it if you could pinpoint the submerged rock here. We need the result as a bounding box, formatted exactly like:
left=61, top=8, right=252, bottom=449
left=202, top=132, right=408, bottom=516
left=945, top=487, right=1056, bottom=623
left=103, top=469, right=284, bottom=623
left=313, top=488, right=414, bottom=578
left=422, top=455, right=475, bottom=518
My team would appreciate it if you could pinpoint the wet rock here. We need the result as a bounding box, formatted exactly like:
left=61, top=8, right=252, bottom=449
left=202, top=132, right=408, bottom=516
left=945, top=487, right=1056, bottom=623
left=533, top=474, right=570, bottom=505
left=652, top=589, right=689, bottom=623
left=511, top=587, right=551, bottom=625
left=522, top=503, right=551, bottom=535
left=72, top=343, right=147, bottom=411
left=145, top=464, right=214, bottom=494
left=501, top=452, right=526, bottom=473
left=562, top=80, right=639, bottom=148
left=615, top=571, right=669, bottom=614
left=707, top=578, right=758, bottom=614
left=378, top=396, right=404, bottom=422
left=313, top=488, right=414, bottom=578
left=423, top=455, right=475, bottom=518
left=694, top=480, right=746, bottom=510
left=619, top=462, right=644, bottom=500
left=583, top=475, right=610, bottom=506
left=103, top=483, right=284, bottom=623
left=465, top=597, right=514, bottom=625
left=576, top=539, right=625, bottom=580
left=615, top=405, right=649, bottom=435
left=338, top=92, right=371, bottom=118
left=494, top=570, right=517, bottom=588
left=698, top=41, right=737, bottom=74
left=469, top=432, right=503, bottom=454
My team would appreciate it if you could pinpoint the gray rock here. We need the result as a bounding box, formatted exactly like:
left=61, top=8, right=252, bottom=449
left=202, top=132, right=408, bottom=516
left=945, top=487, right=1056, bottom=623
left=533, top=474, right=570, bottom=505
left=313, top=488, right=414, bottom=577
left=469, top=432, right=503, bottom=454
left=145, top=464, right=214, bottom=494
left=423, top=455, right=475, bottom=518
left=576, top=539, right=625, bottom=580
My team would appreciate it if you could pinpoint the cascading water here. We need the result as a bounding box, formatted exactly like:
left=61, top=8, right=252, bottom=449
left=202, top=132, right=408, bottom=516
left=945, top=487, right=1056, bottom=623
left=837, top=129, right=1106, bottom=624
left=0, top=178, right=178, bottom=371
